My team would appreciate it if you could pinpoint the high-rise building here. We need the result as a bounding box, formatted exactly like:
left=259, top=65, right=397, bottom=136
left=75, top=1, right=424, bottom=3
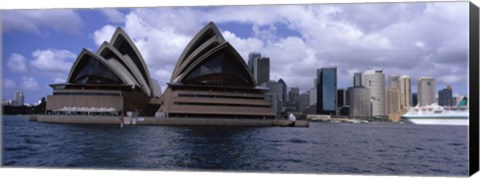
left=248, top=52, right=261, bottom=74
left=412, top=93, right=418, bottom=106
left=337, top=89, right=346, bottom=108
left=317, top=67, right=337, bottom=115
left=14, top=91, right=24, bottom=106
left=399, top=75, right=412, bottom=110
left=354, top=72, right=362, bottom=87
left=386, top=75, right=400, bottom=114
left=389, top=75, right=400, bottom=88
left=345, top=88, right=351, bottom=106
left=337, top=88, right=349, bottom=116
left=417, top=77, right=436, bottom=106
left=386, top=88, right=400, bottom=114
left=278, top=79, right=288, bottom=103
left=288, top=87, right=300, bottom=111
left=362, top=70, right=385, bottom=116
left=309, top=79, right=317, bottom=106
left=299, top=91, right=310, bottom=112
left=348, top=86, right=371, bottom=117
left=263, top=80, right=284, bottom=102
left=248, top=52, right=270, bottom=86
left=438, top=85, right=454, bottom=106
left=309, top=87, right=317, bottom=106
left=262, top=80, right=287, bottom=118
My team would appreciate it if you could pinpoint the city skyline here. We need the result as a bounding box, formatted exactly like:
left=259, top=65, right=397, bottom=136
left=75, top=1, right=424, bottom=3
left=2, top=2, right=469, bottom=103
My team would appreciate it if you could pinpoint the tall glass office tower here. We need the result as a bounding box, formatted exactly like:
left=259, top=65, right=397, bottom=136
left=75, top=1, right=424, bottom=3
left=317, top=67, right=337, bottom=115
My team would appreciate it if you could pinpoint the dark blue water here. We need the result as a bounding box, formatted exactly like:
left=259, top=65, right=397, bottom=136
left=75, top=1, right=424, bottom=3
left=2, top=115, right=468, bottom=176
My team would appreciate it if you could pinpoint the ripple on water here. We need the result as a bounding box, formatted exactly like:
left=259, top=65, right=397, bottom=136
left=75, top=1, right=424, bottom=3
left=2, top=115, right=469, bottom=176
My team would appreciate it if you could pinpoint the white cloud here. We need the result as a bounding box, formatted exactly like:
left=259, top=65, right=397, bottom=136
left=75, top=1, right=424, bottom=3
left=22, top=77, right=39, bottom=90
left=123, top=13, right=191, bottom=66
left=2, top=9, right=84, bottom=35
left=438, top=75, right=462, bottom=84
left=30, top=49, right=76, bottom=72
left=414, top=41, right=426, bottom=49
left=92, top=25, right=116, bottom=46
left=222, top=31, right=265, bottom=61
left=153, top=68, right=173, bottom=90
left=89, top=3, right=468, bottom=94
left=7, top=53, right=28, bottom=73
left=3, top=79, right=16, bottom=88
left=101, top=9, right=125, bottom=23
left=53, top=77, right=67, bottom=83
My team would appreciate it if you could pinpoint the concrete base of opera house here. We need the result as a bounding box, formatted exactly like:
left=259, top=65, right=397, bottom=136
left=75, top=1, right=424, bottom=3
left=30, top=115, right=309, bottom=127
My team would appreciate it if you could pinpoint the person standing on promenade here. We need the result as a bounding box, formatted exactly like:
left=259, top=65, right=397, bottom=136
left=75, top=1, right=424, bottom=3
left=119, top=114, right=124, bottom=128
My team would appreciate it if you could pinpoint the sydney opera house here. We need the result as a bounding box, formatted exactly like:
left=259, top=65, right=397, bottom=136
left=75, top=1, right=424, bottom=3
left=46, top=28, right=162, bottom=116
left=158, top=22, right=275, bottom=119
left=45, top=22, right=275, bottom=119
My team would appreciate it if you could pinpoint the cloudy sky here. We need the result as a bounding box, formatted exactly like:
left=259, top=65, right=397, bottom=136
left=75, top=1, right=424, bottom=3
left=1, top=1, right=470, bottom=104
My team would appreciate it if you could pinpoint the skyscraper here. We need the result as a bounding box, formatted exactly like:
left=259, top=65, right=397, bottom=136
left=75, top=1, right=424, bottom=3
left=317, top=67, right=337, bottom=115
left=412, top=93, right=418, bottom=106
left=362, top=70, right=385, bottom=116
left=353, top=72, right=362, bottom=87
left=399, top=75, right=412, bottom=110
left=248, top=52, right=261, bottom=74
left=386, top=75, right=400, bottom=114
left=337, top=88, right=346, bottom=108
left=438, top=85, right=454, bottom=106
left=299, top=91, right=310, bottom=112
left=278, top=78, right=288, bottom=103
left=248, top=52, right=270, bottom=86
left=348, top=86, right=371, bottom=117
left=289, top=87, right=300, bottom=111
left=14, top=91, right=24, bottom=106
left=417, top=77, right=436, bottom=106
left=309, top=87, right=317, bottom=106
left=309, top=78, right=317, bottom=106
left=337, top=88, right=350, bottom=116
left=263, top=80, right=284, bottom=102
left=389, top=75, right=400, bottom=88
left=386, top=88, right=400, bottom=114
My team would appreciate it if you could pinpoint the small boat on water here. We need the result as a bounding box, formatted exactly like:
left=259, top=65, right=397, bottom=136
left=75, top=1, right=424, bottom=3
left=401, top=97, right=469, bottom=126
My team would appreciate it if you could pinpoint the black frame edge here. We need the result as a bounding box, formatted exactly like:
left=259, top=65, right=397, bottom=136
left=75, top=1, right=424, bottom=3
left=469, top=1, right=480, bottom=176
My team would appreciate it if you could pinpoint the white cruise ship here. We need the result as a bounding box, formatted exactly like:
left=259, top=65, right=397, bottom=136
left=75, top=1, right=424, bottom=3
left=401, top=98, right=469, bottom=126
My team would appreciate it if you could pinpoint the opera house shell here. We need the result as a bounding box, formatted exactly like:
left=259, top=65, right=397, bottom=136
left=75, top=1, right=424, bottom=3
left=158, top=22, right=276, bottom=119
left=46, top=28, right=162, bottom=116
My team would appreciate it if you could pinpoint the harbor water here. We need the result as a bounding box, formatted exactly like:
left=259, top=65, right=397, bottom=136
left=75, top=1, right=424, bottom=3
left=2, top=115, right=469, bottom=176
